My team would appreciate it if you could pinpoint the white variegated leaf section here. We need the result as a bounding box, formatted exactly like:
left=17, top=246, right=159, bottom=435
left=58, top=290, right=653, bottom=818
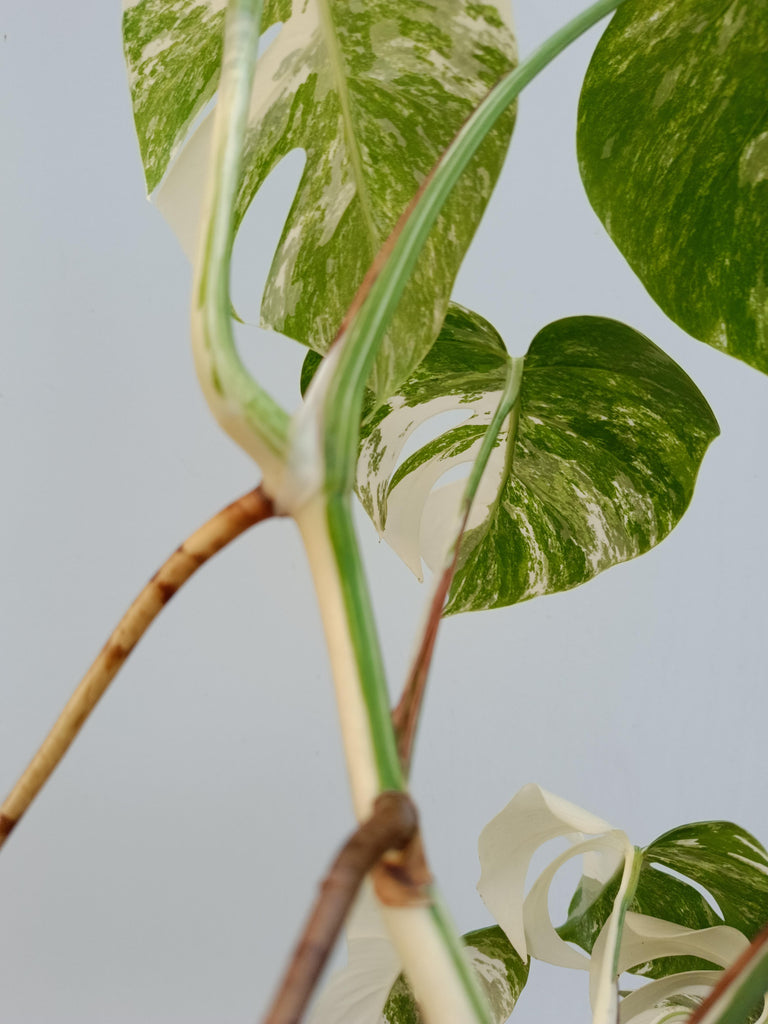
left=464, top=947, right=517, bottom=1023
left=358, top=389, right=508, bottom=579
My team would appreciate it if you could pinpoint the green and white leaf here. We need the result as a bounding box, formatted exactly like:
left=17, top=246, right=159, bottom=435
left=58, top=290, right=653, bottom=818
left=647, top=822, right=768, bottom=942
left=308, top=883, right=527, bottom=1024
left=477, top=783, right=642, bottom=1024
left=122, top=0, right=290, bottom=193
left=577, top=0, right=768, bottom=375
left=355, top=304, right=719, bottom=615
left=557, top=819, right=768, bottom=1019
left=560, top=820, right=768, bottom=981
left=477, top=786, right=768, bottom=1024
left=382, top=927, right=528, bottom=1024
left=123, top=0, right=517, bottom=401
left=560, top=844, right=723, bottom=979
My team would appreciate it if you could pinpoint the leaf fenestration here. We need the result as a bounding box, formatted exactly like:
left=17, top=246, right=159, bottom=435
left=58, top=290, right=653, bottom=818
left=560, top=821, right=768, bottom=982
left=648, top=822, right=768, bottom=941
left=356, top=305, right=719, bottom=614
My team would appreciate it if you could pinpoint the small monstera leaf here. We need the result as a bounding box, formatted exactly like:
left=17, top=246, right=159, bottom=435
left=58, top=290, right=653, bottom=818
left=308, top=884, right=528, bottom=1024
left=577, top=0, right=768, bottom=375
left=561, top=821, right=768, bottom=960
left=122, top=0, right=517, bottom=400
left=354, top=304, right=718, bottom=615
left=478, top=786, right=768, bottom=1024
left=558, top=819, right=768, bottom=1024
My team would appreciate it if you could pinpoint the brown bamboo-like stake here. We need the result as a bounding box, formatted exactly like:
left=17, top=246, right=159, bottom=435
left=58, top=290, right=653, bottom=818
left=0, top=484, right=276, bottom=850
left=261, top=791, right=419, bottom=1024
left=687, top=924, right=768, bottom=1024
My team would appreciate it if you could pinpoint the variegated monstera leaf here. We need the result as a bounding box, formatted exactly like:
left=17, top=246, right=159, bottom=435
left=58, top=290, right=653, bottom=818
left=557, top=817, right=768, bottom=1023
left=350, top=304, right=719, bottom=615
left=578, top=0, right=768, bottom=375
left=122, top=0, right=517, bottom=400
left=478, top=785, right=768, bottom=1024
left=312, top=790, right=768, bottom=1024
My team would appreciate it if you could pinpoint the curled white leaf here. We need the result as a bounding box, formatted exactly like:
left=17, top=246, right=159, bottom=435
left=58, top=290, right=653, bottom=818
left=477, top=783, right=615, bottom=962
left=604, top=913, right=768, bottom=1024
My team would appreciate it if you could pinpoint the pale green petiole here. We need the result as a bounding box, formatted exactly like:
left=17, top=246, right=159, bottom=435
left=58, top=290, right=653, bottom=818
left=191, top=0, right=290, bottom=486
left=324, top=492, right=404, bottom=794
left=294, top=489, right=494, bottom=1024
left=456, top=357, right=524, bottom=542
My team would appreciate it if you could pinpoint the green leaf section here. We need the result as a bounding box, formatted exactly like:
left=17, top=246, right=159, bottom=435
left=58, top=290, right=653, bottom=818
left=123, top=0, right=224, bottom=193
left=352, top=304, right=718, bottom=614
left=123, top=0, right=291, bottom=193
left=124, top=0, right=517, bottom=401
left=382, top=925, right=528, bottom=1024
left=648, top=822, right=768, bottom=941
left=559, top=821, right=768, bottom=981
left=577, top=0, right=768, bottom=375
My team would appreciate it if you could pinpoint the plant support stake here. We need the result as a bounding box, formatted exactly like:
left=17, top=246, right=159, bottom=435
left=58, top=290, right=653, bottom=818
left=0, top=485, right=275, bottom=849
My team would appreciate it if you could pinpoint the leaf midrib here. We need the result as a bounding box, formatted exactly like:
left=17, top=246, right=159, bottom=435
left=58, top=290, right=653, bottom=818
left=315, top=0, right=381, bottom=249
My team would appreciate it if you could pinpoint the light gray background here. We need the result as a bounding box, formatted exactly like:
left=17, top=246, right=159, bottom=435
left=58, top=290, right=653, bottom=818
left=1, top=2, right=767, bottom=1022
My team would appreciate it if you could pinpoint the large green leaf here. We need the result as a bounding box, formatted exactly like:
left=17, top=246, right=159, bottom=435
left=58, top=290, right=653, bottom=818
left=577, top=0, right=768, bottom=375
left=353, top=304, right=719, bottom=614
left=382, top=926, right=528, bottom=1024
left=123, top=0, right=517, bottom=401
left=560, top=821, right=768, bottom=981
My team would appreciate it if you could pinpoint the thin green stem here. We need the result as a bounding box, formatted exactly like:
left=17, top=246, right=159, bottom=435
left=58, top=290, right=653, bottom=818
left=609, top=847, right=643, bottom=980
left=456, top=358, right=524, bottom=532
left=193, top=0, right=290, bottom=474
left=318, top=0, right=629, bottom=497
left=592, top=843, right=644, bottom=1024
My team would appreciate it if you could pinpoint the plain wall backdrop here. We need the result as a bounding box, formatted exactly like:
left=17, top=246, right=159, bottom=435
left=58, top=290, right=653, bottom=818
left=1, top=2, right=767, bottom=1021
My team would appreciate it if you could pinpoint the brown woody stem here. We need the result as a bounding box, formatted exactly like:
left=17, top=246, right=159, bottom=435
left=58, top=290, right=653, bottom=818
left=0, top=484, right=275, bottom=850
left=262, top=791, right=419, bottom=1024
left=391, top=510, right=468, bottom=776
